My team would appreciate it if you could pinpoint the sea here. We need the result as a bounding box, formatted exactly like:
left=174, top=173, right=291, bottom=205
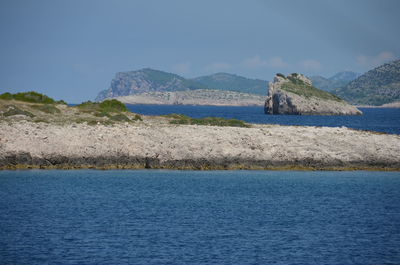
left=1, top=170, right=400, bottom=264
left=127, top=104, right=400, bottom=134
left=1, top=105, right=399, bottom=264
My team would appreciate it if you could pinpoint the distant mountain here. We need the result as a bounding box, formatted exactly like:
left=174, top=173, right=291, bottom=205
left=310, top=71, right=360, bottom=92
left=329, top=71, right=361, bottom=82
left=96, top=69, right=268, bottom=101
left=334, top=60, right=400, bottom=105
left=191, top=73, right=267, bottom=95
left=96, top=68, right=209, bottom=101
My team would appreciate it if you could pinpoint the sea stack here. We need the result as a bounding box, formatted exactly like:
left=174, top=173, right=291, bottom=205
left=264, top=73, right=362, bottom=115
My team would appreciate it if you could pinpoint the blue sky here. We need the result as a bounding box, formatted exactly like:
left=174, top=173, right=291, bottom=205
left=0, top=0, right=399, bottom=103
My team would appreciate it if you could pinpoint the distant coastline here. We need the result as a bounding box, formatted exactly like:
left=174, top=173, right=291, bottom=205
left=112, top=90, right=265, bottom=107
left=356, top=101, right=400, bottom=108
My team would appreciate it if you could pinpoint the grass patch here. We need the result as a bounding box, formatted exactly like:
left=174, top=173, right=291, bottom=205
left=165, top=113, right=249, bottom=127
left=93, top=111, right=111, bottom=118
left=0, top=91, right=65, bottom=104
left=281, top=80, right=343, bottom=102
left=3, top=105, right=35, bottom=118
left=109, top=114, right=131, bottom=122
left=33, top=118, right=49, bottom=123
left=31, top=104, right=61, bottom=114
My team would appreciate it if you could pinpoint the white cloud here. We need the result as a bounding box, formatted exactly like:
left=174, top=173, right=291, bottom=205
left=298, top=59, right=322, bottom=72
left=268, top=57, right=288, bottom=68
left=242, top=56, right=288, bottom=68
left=243, top=55, right=267, bottom=68
left=172, top=62, right=191, bottom=74
left=205, top=62, right=232, bottom=72
left=356, top=51, right=396, bottom=68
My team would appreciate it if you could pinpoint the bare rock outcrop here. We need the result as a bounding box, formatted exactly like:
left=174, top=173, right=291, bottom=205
left=265, top=73, right=362, bottom=115
left=1, top=121, right=399, bottom=170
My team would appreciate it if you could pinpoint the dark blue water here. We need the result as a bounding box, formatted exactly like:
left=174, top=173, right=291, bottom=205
left=1, top=170, right=399, bottom=264
left=127, top=104, right=400, bottom=134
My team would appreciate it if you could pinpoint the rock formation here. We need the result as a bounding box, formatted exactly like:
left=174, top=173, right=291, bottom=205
left=264, top=73, right=362, bottom=115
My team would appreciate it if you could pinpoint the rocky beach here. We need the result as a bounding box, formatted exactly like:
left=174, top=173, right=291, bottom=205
left=1, top=119, right=399, bottom=170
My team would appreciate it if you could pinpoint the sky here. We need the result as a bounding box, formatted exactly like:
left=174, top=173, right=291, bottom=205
left=0, top=0, right=399, bottom=103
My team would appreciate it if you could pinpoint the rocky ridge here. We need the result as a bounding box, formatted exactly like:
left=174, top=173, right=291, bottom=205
left=265, top=73, right=362, bottom=115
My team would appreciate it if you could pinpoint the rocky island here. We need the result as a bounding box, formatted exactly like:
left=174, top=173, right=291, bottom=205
left=96, top=68, right=266, bottom=106
left=1, top=92, right=399, bottom=171
left=265, top=73, right=362, bottom=115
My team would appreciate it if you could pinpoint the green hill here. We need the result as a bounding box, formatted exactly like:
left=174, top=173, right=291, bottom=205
left=310, top=71, right=360, bottom=92
left=96, top=68, right=209, bottom=101
left=333, top=60, right=400, bottom=105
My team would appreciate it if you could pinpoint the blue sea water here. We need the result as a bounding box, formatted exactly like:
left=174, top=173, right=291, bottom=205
left=127, top=104, right=400, bottom=134
left=1, top=170, right=399, bottom=264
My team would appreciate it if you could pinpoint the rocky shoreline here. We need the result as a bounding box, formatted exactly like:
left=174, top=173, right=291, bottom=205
left=1, top=121, right=399, bottom=171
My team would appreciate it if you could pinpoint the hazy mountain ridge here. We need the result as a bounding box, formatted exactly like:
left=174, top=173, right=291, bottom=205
left=96, top=68, right=209, bottom=101
left=310, top=71, right=360, bottom=92
left=96, top=63, right=400, bottom=106
left=334, top=60, right=400, bottom=105
left=191, top=73, right=267, bottom=95
left=96, top=69, right=268, bottom=101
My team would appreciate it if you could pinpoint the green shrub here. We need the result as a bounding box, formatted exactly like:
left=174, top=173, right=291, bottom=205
left=109, top=114, right=130, bottom=122
left=3, top=106, right=35, bottom=117
left=94, top=111, right=111, bottom=117
left=76, top=99, right=127, bottom=113
left=170, top=119, right=191, bottom=125
left=99, top=99, right=128, bottom=112
left=163, top=113, right=191, bottom=119
left=0, top=92, right=13, bottom=100
left=87, top=120, right=100, bottom=126
left=167, top=114, right=248, bottom=127
left=31, top=104, right=61, bottom=114
left=276, top=73, right=286, bottom=78
left=33, top=118, right=49, bottom=123
left=0, top=91, right=66, bottom=104
left=190, top=117, right=249, bottom=127
left=76, top=101, right=97, bottom=110
left=14, top=91, right=55, bottom=104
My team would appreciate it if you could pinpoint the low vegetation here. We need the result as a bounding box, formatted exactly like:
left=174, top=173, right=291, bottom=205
left=31, top=104, right=61, bottom=114
left=281, top=79, right=343, bottom=102
left=0, top=91, right=250, bottom=127
left=3, top=105, right=35, bottom=118
left=0, top=91, right=66, bottom=104
left=164, top=113, right=249, bottom=127
left=0, top=91, right=143, bottom=125
left=76, top=99, right=128, bottom=113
